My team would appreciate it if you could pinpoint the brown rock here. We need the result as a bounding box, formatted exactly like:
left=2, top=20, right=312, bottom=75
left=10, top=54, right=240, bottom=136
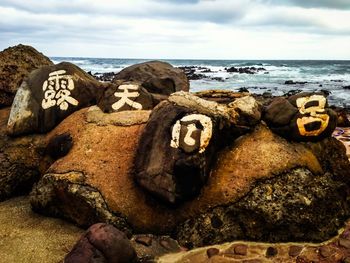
left=233, top=244, right=248, bottom=255
left=319, top=245, right=334, bottom=258
left=135, top=235, right=153, bottom=246
left=289, top=246, right=303, bottom=257
left=0, top=107, right=50, bottom=201
left=0, top=44, right=53, bottom=107
left=207, top=248, right=220, bottom=258
left=265, top=246, right=278, bottom=257
left=339, top=238, right=350, bottom=248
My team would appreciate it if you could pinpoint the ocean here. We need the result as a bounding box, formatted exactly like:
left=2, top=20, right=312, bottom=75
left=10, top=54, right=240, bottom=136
left=51, top=57, right=350, bottom=108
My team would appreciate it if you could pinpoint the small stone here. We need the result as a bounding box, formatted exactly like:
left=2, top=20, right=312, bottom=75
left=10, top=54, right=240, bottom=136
left=266, top=246, right=278, bottom=257
left=207, top=248, right=220, bottom=258
left=160, top=239, right=171, bottom=250
left=319, top=245, right=333, bottom=258
left=289, top=246, right=303, bottom=257
left=135, top=235, right=153, bottom=246
left=339, top=238, right=350, bottom=248
left=234, top=244, right=248, bottom=255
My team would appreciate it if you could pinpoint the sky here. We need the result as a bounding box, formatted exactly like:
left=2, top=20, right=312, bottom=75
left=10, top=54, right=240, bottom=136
left=1, top=0, right=350, bottom=59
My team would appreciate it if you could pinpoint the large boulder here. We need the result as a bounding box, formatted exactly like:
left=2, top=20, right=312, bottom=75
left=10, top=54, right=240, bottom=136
left=0, top=44, right=53, bottom=107
left=134, top=92, right=261, bottom=205
left=7, top=62, right=104, bottom=136
left=0, top=107, right=50, bottom=201
left=30, top=92, right=350, bottom=249
left=263, top=92, right=338, bottom=141
left=112, top=61, right=189, bottom=96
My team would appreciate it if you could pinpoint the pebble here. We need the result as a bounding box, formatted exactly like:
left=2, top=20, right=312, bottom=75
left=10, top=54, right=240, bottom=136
left=234, top=244, right=248, bottom=255
left=265, top=246, right=278, bottom=257
left=135, top=235, right=152, bottom=246
left=207, top=248, right=220, bottom=258
left=289, top=246, right=303, bottom=257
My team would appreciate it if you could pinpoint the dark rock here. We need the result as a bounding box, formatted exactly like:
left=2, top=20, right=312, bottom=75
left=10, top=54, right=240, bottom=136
left=330, top=106, right=350, bottom=127
left=233, top=244, right=248, bottom=255
left=263, top=92, right=338, bottom=141
left=226, top=67, right=266, bottom=74
left=0, top=108, right=51, bottom=201
left=135, top=235, right=153, bottom=246
left=285, top=80, right=307, bottom=85
left=343, top=85, right=350, bottom=89
left=134, top=92, right=260, bottom=205
left=45, top=132, right=73, bottom=160
left=265, top=247, right=277, bottom=257
left=207, top=248, right=220, bottom=258
left=289, top=246, right=303, bottom=257
left=238, top=87, right=249, bottom=93
left=283, top=89, right=302, bottom=97
left=64, top=223, right=137, bottom=263
left=94, top=71, right=117, bottom=82
left=97, top=81, right=155, bottom=113
left=0, top=44, right=53, bottom=107
left=7, top=62, right=104, bottom=136
left=113, top=61, right=189, bottom=96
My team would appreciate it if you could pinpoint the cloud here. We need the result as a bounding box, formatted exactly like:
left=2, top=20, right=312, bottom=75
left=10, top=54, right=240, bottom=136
left=265, top=0, right=350, bottom=9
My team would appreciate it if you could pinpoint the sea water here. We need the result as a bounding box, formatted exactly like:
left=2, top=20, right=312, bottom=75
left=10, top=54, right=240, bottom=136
left=51, top=57, right=350, bottom=108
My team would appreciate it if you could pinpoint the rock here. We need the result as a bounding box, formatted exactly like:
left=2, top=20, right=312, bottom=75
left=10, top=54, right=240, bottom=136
left=0, top=196, right=84, bottom=263
left=113, top=61, right=189, bottom=96
left=226, top=67, right=266, bottom=74
left=30, top=95, right=350, bottom=249
left=175, top=124, right=350, bottom=248
left=65, top=223, right=137, bottom=263
left=131, top=234, right=183, bottom=262
left=343, top=85, right=350, bottom=89
left=285, top=80, right=307, bottom=85
left=45, top=132, right=73, bottom=160
left=0, top=44, right=53, bottom=107
left=330, top=106, right=350, bottom=127
left=0, top=107, right=50, bottom=201
left=93, top=71, right=117, bottom=82
left=7, top=62, right=104, bottom=136
left=97, top=81, right=155, bottom=113
left=263, top=92, right=338, bottom=141
left=134, top=92, right=260, bottom=205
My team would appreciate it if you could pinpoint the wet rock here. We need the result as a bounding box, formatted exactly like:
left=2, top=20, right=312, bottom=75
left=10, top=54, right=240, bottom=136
left=0, top=44, right=53, bottom=107
left=134, top=92, right=261, bottom=205
left=265, top=247, right=278, bottom=258
left=285, top=80, right=308, bottom=85
left=65, top=223, right=137, bottom=263
left=94, top=71, right=117, bottom=82
left=330, top=106, right=350, bottom=127
left=343, top=85, right=350, bottom=89
left=263, top=92, right=338, bottom=141
left=97, top=81, right=155, bottom=113
left=7, top=62, right=104, bottom=136
left=113, top=61, right=189, bottom=96
left=226, top=67, right=266, bottom=74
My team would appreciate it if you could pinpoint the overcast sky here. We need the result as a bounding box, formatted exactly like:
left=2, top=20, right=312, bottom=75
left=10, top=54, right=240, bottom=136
left=1, top=0, right=350, bottom=59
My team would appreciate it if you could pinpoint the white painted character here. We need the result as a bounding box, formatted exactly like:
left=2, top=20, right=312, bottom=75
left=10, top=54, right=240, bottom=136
left=112, top=84, right=143, bottom=111
left=42, top=70, right=78, bottom=110
left=171, top=114, right=213, bottom=153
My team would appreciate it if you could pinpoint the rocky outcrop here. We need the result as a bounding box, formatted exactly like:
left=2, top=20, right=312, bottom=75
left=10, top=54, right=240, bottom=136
left=263, top=92, right=338, bottom=141
left=0, top=107, right=50, bottom=201
left=7, top=62, right=105, bottom=136
left=0, top=44, right=53, bottom=107
left=30, top=92, right=350, bottom=250
left=112, top=61, right=189, bottom=95
left=0, top=196, right=84, bottom=263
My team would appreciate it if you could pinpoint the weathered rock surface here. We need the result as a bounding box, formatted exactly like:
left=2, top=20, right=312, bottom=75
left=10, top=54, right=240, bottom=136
left=112, top=61, right=189, bottom=95
left=0, top=44, right=53, bottom=107
left=0, top=107, right=50, bottom=201
left=0, top=196, right=84, bottom=263
left=134, top=92, right=261, bottom=205
left=65, top=223, right=137, bottom=263
left=157, top=220, right=350, bottom=263
left=7, top=62, right=104, bottom=136
left=97, top=81, right=155, bottom=113
left=263, top=92, right=338, bottom=141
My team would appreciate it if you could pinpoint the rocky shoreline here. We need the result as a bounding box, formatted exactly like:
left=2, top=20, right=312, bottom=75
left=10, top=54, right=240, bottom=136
left=1, top=44, right=350, bottom=263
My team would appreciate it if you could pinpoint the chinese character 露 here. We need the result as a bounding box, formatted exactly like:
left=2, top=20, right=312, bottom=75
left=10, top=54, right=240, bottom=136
left=41, top=70, right=78, bottom=111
